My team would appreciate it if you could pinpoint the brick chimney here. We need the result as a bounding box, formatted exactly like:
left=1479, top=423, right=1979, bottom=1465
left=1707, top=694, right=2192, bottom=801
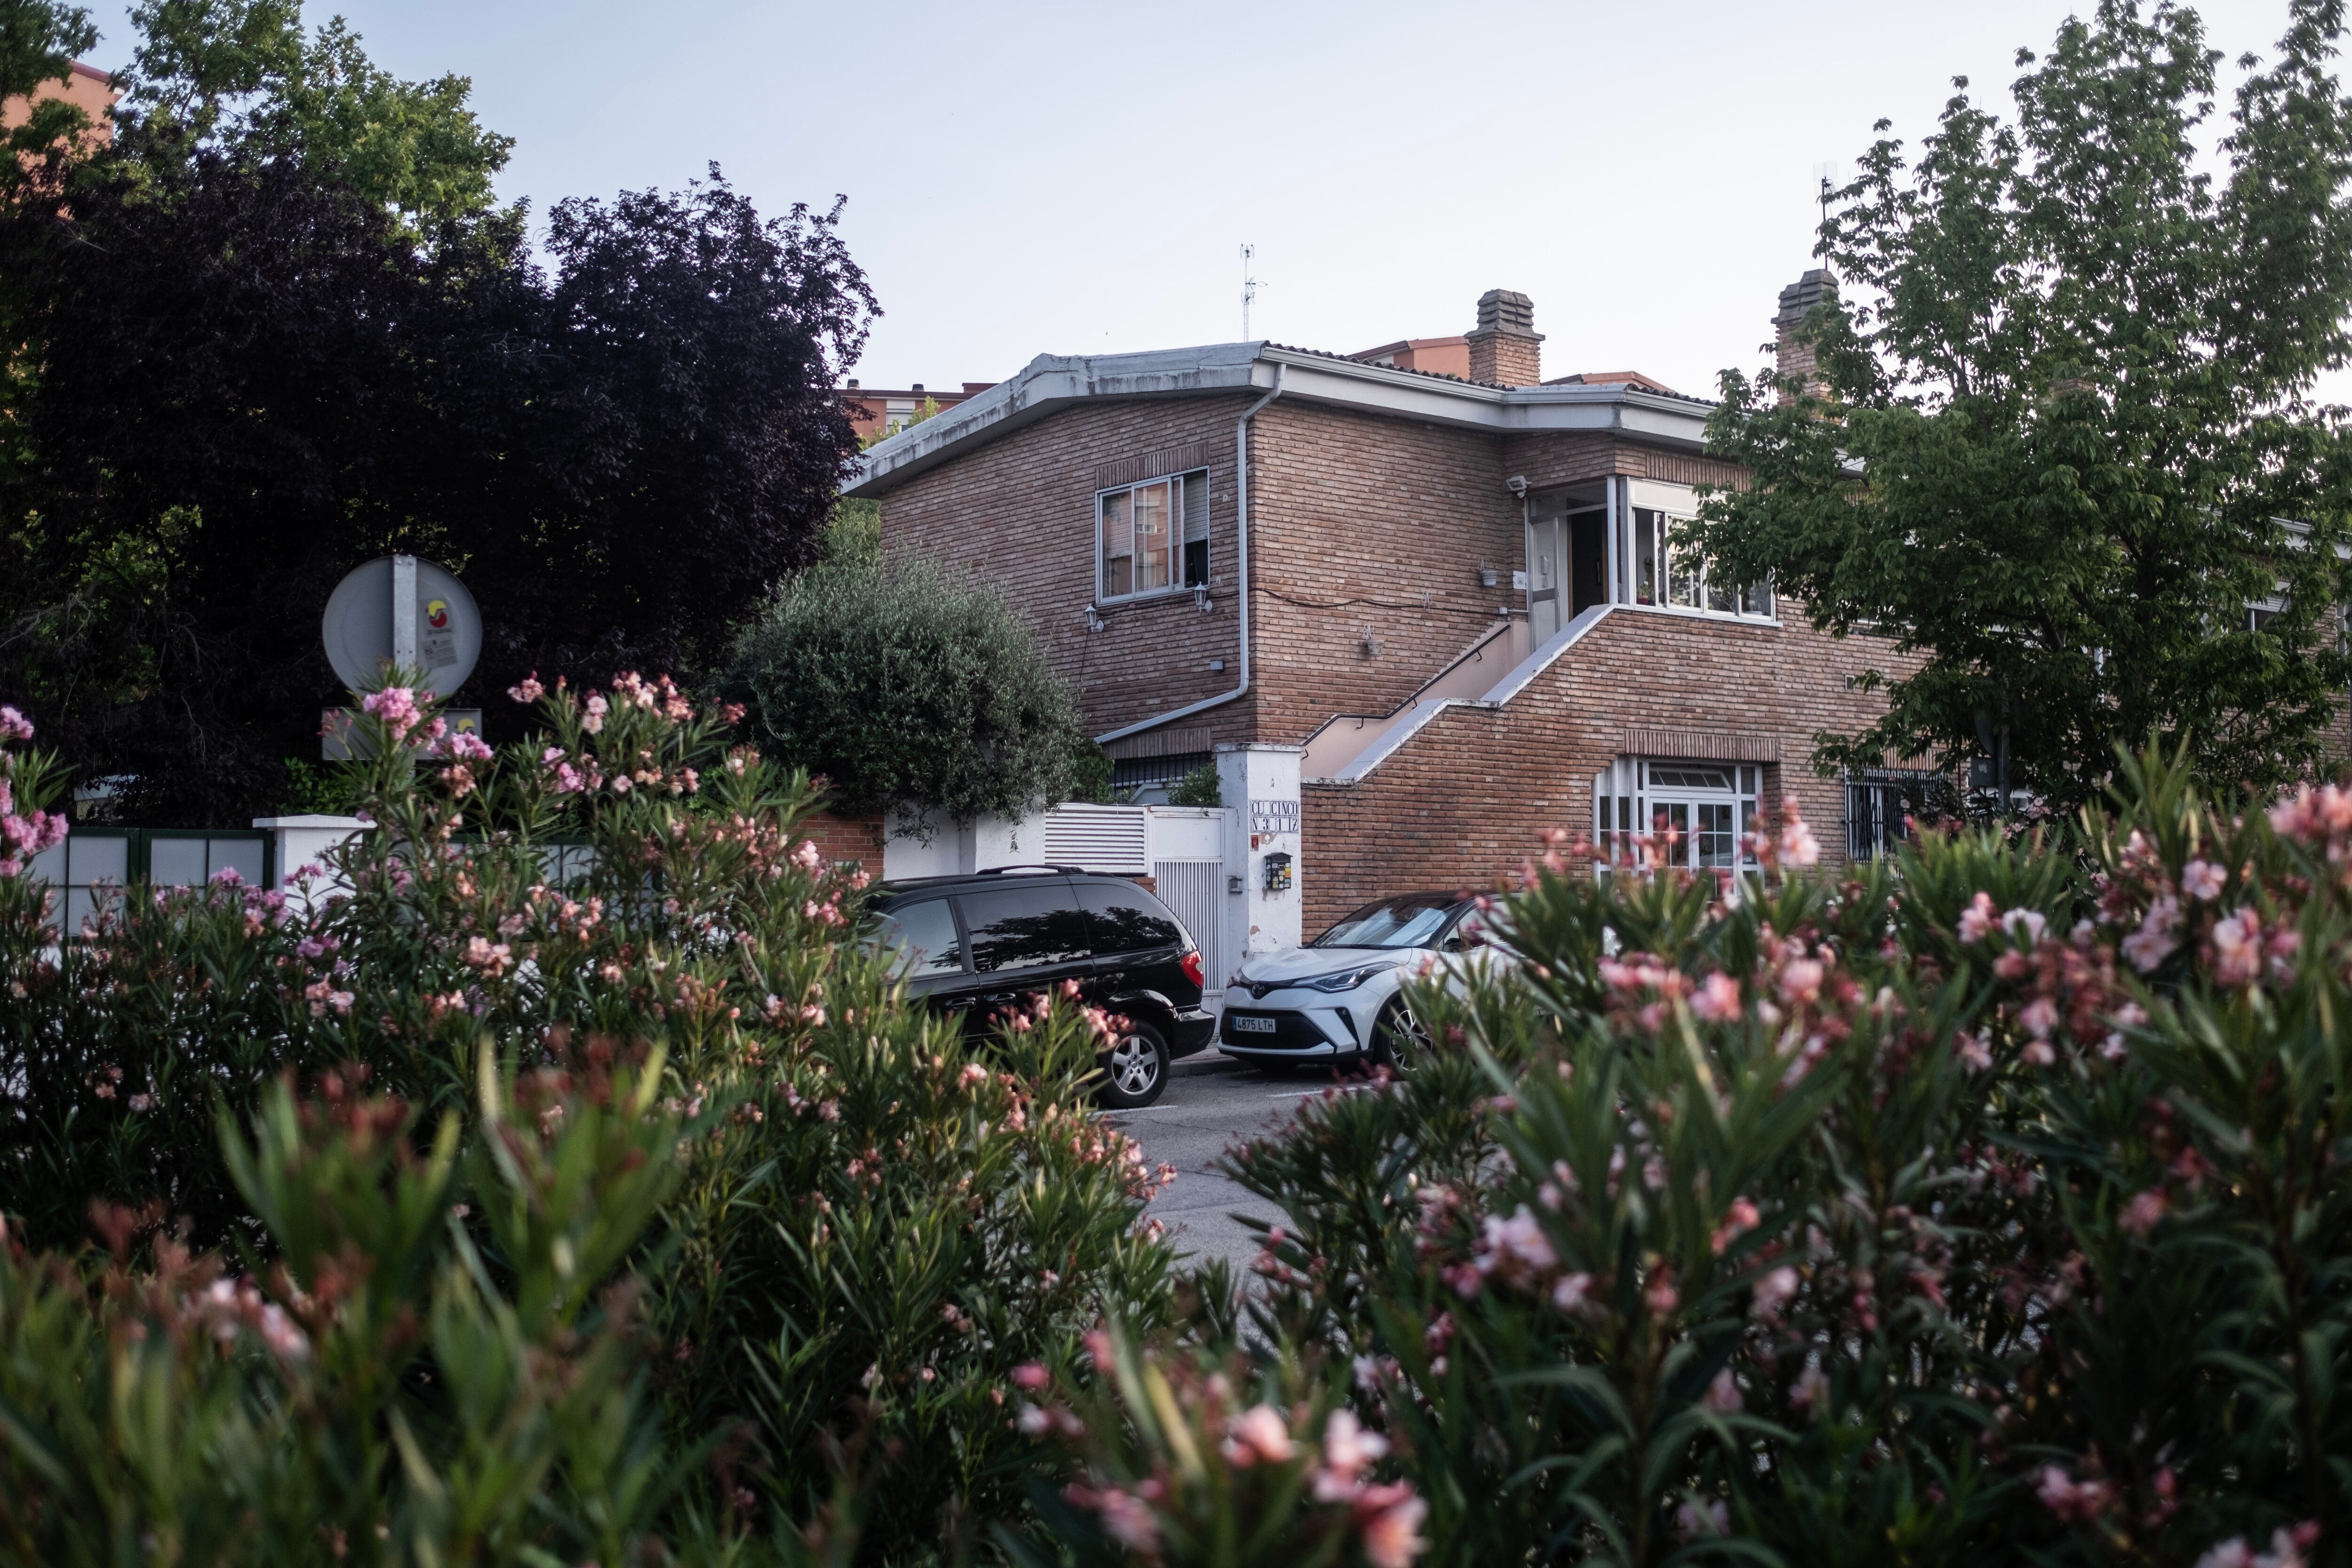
left=1773, top=269, right=1835, bottom=403
left=1465, top=289, right=1542, bottom=387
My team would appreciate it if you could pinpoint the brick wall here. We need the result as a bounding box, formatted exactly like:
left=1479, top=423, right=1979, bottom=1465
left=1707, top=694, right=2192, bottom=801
left=878, top=394, right=1263, bottom=747
left=797, top=808, right=885, bottom=870
left=1247, top=400, right=1524, bottom=743
left=1501, top=430, right=1748, bottom=493
left=1299, top=606, right=1919, bottom=930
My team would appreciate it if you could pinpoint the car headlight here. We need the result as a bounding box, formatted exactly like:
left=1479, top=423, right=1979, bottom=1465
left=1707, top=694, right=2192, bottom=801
left=1297, top=964, right=1391, bottom=993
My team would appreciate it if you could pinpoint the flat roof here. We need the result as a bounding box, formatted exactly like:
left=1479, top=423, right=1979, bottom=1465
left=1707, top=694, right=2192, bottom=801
left=846, top=341, right=1718, bottom=497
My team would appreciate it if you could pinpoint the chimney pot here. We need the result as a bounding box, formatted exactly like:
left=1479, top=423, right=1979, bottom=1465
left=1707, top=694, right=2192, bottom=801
left=846, top=379, right=860, bottom=389
left=1465, top=288, right=1543, bottom=387
left=1773, top=269, right=1836, bottom=402
left=912, top=382, right=924, bottom=392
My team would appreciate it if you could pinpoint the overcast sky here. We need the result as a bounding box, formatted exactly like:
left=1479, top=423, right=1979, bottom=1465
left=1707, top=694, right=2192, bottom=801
left=85, top=0, right=2347, bottom=402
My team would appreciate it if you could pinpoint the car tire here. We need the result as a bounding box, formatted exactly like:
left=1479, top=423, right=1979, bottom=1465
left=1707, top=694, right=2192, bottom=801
left=1368, top=994, right=1429, bottom=1069
left=1099, top=1019, right=1171, bottom=1109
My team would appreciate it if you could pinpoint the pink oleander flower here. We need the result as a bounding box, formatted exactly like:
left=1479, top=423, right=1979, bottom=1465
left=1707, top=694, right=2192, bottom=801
left=2035, top=1465, right=2115, bottom=1523
left=2210, top=907, right=2264, bottom=987
left=1320, top=1409, right=1389, bottom=1488
left=2119, top=1187, right=2169, bottom=1238
left=1223, top=1403, right=1295, bottom=1465
left=1958, top=891, right=1997, bottom=944
left=2003, top=907, right=2048, bottom=946
left=2181, top=859, right=2226, bottom=901
left=1690, top=970, right=1742, bottom=1021
left=1357, top=1483, right=1430, bottom=1568
left=0, top=705, right=32, bottom=742
left=1711, top=1196, right=1761, bottom=1255
left=447, top=731, right=493, bottom=763
left=361, top=686, right=419, bottom=735
left=1777, top=809, right=1820, bottom=868
left=583, top=693, right=608, bottom=734
left=508, top=675, right=546, bottom=704
left=2122, top=894, right=2182, bottom=973
left=1751, top=1265, right=1800, bottom=1321
left=1700, top=1368, right=1743, bottom=1413
left=1778, top=958, right=1824, bottom=1007
left=1956, top=1031, right=1994, bottom=1072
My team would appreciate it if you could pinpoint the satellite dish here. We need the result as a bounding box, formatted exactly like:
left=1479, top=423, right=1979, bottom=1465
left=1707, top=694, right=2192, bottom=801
left=321, top=555, right=482, bottom=695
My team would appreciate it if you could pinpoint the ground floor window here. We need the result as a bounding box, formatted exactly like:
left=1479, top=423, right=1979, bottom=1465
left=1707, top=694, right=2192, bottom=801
left=1846, top=770, right=1940, bottom=860
left=1593, top=757, right=1763, bottom=873
left=1111, top=751, right=1212, bottom=800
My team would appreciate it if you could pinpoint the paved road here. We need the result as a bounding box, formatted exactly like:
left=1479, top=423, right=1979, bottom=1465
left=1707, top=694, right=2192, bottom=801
left=1106, top=1053, right=1359, bottom=1270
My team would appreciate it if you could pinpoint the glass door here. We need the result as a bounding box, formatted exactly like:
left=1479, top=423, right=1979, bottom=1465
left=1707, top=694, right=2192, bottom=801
left=1526, top=511, right=1565, bottom=642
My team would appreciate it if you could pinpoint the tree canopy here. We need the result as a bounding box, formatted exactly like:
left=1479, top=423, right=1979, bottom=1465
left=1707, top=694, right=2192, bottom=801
left=0, top=1, right=875, bottom=824
left=1692, top=0, right=2352, bottom=815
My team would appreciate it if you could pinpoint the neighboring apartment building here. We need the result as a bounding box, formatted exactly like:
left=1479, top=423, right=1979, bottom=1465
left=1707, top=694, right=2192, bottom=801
left=1, top=58, right=116, bottom=158
left=840, top=380, right=996, bottom=445
left=846, top=280, right=1918, bottom=929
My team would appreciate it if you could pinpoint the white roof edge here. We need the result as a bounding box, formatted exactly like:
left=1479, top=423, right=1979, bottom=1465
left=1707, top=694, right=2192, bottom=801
left=846, top=345, right=1717, bottom=495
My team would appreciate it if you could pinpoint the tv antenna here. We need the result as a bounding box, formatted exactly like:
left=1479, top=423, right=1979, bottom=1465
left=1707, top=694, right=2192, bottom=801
left=1812, top=162, right=1837, bottom=263
left=1240, top=243, right=1260, bottom=339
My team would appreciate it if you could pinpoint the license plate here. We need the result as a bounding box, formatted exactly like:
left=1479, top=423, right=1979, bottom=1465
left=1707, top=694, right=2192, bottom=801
left=1232, top=1015, right=1277, bottom=1034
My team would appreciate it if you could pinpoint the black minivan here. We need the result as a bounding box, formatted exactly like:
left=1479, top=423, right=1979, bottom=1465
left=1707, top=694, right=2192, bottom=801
left=866, top=867, right=1216, bottom=1108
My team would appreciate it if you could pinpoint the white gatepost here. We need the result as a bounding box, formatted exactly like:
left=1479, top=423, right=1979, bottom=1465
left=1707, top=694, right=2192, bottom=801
left=252, top=814, right=369, bottom=914
left=1216, top=743, right=1304, bottom=969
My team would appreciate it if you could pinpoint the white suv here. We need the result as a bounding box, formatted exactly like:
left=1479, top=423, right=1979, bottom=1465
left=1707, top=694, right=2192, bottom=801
left=1217, top=893, right=1505, bottom=1067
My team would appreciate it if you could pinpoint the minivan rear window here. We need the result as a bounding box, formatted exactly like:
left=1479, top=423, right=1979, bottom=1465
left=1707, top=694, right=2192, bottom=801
left=1076, top=882, right=1185, bottom=955
left=957, top=884, right=1092, bottom=973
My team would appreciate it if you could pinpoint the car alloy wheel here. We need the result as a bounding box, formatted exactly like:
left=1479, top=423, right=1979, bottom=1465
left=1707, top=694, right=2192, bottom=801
left=1371, top=994, right=1430, bottom=1068
left=1100, top=1021, right=1169, bottom=1109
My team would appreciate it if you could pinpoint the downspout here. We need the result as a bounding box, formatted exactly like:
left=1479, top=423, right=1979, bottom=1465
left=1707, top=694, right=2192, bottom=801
left=1095, top=360, right=1284, bottom=745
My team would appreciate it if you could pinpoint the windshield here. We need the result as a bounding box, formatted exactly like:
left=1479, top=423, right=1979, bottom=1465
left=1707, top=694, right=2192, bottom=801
left=1309, top=894, right=1462, bottom=950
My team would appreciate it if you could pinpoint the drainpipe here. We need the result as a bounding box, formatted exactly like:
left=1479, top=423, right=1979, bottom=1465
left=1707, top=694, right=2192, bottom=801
left=1095, top=361, right=1284, bottom=745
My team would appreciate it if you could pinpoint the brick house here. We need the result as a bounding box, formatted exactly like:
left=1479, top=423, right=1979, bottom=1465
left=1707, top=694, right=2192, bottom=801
left=846, top=280, right=1921, bottom=929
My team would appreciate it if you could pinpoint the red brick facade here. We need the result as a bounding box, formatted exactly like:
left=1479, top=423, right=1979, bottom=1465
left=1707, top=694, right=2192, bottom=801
left=1300, top=608, right=1904, bottom=930
left=854, top=313, right=1922, bottom=924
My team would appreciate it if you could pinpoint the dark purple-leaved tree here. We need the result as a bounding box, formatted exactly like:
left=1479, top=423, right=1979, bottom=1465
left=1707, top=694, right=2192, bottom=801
left=0, top=139, right=872, bottom=823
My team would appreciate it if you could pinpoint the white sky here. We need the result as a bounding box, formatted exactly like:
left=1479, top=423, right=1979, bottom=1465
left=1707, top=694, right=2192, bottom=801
left=87, top=0, right=2351, bottom=405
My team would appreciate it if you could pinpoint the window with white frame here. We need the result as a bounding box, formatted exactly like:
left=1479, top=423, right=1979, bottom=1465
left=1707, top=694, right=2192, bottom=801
left=1593, top=758, right=1763, bottom=873
left=1099, top=470, right=1210, bottom=601
left=1629, top=505, right=1772, bottom=617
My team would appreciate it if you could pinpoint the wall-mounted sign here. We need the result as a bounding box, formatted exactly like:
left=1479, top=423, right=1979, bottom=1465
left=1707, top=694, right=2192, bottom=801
left=1249, top=799, right=1299, bottom=836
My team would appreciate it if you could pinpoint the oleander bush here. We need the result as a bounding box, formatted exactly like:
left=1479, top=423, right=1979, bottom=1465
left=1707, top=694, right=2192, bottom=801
left=0, top=677, right=1177, bottom=1562
left=1182, top=746, right=2352, bottom=1568
left=13, top=671, right=2352, bottom=1568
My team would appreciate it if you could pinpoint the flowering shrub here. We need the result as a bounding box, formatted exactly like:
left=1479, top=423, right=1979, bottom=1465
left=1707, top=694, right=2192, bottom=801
left=1206, top=751, right=2352, bottom=1567
left=0, top=677, right=1176, bottom=1558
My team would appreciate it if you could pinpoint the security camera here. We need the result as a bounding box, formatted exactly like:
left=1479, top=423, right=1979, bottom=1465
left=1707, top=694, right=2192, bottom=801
left=1506, top=476, right=1529, bottom=497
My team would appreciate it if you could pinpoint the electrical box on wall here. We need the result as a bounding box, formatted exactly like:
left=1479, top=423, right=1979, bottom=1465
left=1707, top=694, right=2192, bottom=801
left=1261, top=850, right=1292, bottom=894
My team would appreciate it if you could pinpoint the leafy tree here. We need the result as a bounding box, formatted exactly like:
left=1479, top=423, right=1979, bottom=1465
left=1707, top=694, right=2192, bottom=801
left=1692, top=0, right=2352, bottom=814
left=0, top=74, right=870, bottom=823
left=118, top=0, right=512, bottom=230
left=721, top=554, right=1084, bottom=823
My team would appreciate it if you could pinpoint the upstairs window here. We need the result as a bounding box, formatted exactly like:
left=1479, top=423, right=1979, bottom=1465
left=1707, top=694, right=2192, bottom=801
left=1099, top=470, right=1209, bottom=601
left=1628, top=497, right=1772, bottom=618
